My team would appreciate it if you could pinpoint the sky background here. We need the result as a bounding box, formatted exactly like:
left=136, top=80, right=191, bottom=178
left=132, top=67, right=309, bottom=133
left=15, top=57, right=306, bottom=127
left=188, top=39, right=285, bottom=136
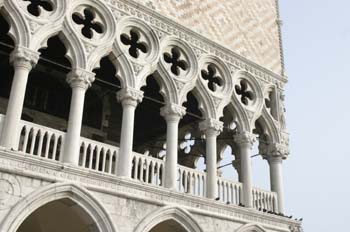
left=215, top=1, right=350, bottom=231
left=248, top=0, right=349, bottom=231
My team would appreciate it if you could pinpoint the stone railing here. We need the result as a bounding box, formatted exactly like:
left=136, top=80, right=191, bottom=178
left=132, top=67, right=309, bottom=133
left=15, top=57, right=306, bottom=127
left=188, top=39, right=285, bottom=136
left=217, top=178, right=242, bottom=205
left=79, top=137, right=119, bottom=175
left=252, top=187, right=278, bottom=212
left=0, top=116, right=278, bottom=212
left=131, top=152, right=165, bottom=187
left=177, top=165, right=206, bottom=197
left=18, top=120, right=65, bottom=161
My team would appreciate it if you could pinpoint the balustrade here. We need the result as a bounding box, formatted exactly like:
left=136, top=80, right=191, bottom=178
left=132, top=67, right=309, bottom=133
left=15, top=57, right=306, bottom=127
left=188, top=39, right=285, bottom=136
left=252, top=187, right=278, bottom=212
left=78, top=137, right=118, bottom=174
left=217, top=178, right=242, bottom=205
left=131, top=152, right=165, bottom=186
left=177, top=165, right=206, bottom=197
left=0, top=115, right=279, bottom=213
left=17, top=120, right=65, bottom=161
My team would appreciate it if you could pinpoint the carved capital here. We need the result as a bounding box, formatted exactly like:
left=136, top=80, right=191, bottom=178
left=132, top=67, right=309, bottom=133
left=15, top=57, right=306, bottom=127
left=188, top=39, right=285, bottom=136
left=233, top=132, right=256, bottom=148
left=262, top=143, right=289, bottom=160
left=160, top=103, right=186, bottom=122
left=10, top=46, right=39, bottom=70
left=199, top=118, right=223, bottom=135
left=66, top=69, right=95, bottom=89
left=117, top=87, right=144, bottom=107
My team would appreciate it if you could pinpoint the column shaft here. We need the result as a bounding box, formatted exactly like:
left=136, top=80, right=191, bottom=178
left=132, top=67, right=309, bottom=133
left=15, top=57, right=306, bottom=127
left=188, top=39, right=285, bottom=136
left=234, top=132, right=255, bottom=208
left=269, top=158, right=285, bottom=213
left=0, top=48, right=38, bottom=149
left=164, top=117, right=180, bottom=189
left=62, top=69, right=94, bottom=165
left=206, top=130, right=218, bottom=199
left=161, top=104, right=185, bottom=190
left=240, top=144, right=253, bottom=207
left=117, top=103, right=136, bottom=177
left=63, top=87, right=86, bottom=164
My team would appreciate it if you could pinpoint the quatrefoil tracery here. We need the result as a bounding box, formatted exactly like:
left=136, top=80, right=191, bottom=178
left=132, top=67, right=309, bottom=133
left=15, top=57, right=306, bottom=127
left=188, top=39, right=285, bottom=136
left=72, top=8, right=104, bottom=39
left=23, top=0, right=53, bottom=17
left=201, top=64, right=222, bottom=92
left=235, top=80, right=255, bottom=106
left=163, top=47, right=188, bottom=76
left=120, top=30, right=148, bottom=59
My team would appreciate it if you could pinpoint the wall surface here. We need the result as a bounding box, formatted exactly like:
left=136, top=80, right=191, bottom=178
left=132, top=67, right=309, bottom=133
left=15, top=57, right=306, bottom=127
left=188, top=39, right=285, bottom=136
left=0, top=151, right=302, bottom=232
left=136, top=0, right=283, bottom=75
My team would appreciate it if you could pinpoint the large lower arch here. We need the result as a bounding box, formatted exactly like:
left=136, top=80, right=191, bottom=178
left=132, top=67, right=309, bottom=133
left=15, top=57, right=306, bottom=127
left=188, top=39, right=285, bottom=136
left=236, top=223, right=266, bottom=232
left=134, top=206, right=203, bottom=232
left=0, top=182, right=117, bottom=232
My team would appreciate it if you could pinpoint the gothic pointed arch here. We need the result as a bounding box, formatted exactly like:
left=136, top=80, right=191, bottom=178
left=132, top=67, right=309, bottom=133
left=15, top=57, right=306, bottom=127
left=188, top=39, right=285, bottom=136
left=225, top=99, right=250, bottom=133
left=1, top=1, right=29, bottom=47
left=0, top=182, right=117, bottom=232
left=186, top=85, right=214, bottom=119
left=235, top=223, right=266, bottom=232
left=254, top=108, right=280, bottom=144
left=134, top=206, right=203, bottom=232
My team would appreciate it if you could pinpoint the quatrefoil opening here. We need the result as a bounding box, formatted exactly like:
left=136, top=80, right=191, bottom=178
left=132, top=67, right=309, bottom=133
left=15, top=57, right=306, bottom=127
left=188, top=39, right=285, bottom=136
left=23, top=0, right=53, bottom=17
left=72, top=8, right=104, bottom=39
left=120, top=30, right=148, bottom=59
left=235, top=80, right=255, bottom=106
left=201, top=64, right=223, bottom=92
left=163, top=47, right=188, bottom=76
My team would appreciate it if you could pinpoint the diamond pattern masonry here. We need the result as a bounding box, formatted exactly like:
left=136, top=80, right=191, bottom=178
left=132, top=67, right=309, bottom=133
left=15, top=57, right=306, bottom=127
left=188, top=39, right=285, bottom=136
left=138, top=0, right=283, bottom=75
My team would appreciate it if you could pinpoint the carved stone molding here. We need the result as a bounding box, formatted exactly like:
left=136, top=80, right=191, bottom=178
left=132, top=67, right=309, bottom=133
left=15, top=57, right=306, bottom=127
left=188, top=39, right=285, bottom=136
left=10, top=46, right=40, bottom=70
left=233, top=132, right=256, bottom=148
left=0, top=173, right=21, bottom=210
left=261, top=143, right=289, bottom=160
left=117, top=86, right=144, bottom=107
left=160, top=103, right=186, bottom=121
left=199, top=118, right=223, bottom=134
left=66, top=68, right=95, bottom=89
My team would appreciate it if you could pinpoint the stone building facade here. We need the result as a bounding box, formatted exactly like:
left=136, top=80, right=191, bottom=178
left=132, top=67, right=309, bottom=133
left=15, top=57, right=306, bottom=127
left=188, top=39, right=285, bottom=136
left=0, top=0, right=302, bottom=231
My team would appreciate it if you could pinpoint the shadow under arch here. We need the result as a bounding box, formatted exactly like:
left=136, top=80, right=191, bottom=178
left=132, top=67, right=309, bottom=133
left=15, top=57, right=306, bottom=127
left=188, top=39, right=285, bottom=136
left=0, top=182, right=117, bottom=232
left=235, top=223, right=266, bottom=232
left=134, top=206, right=203, bottom=232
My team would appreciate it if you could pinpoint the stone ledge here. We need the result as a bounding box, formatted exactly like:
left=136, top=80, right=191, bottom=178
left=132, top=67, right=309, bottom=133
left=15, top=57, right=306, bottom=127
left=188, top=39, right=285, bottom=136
left=0, top=150, right=301, bottom=230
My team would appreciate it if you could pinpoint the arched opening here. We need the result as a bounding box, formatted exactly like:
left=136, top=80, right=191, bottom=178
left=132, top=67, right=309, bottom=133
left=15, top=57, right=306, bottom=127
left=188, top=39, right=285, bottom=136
left=0, top=183, right=116, bottom=232
left=93, top=56, right=122, bottom=144
left=179, top=91, right=204, bottom=169
left=134, top=74, right=166, bottom=156
left=252, top=118, right=270, bottom=190
left=0, top=12, right=15, bottom=115
left=17, top=198, right=98, bottom=232
left=149, top=219, right=188, bottom=232
left=23, top=35, right=72, bottom=129
left=85, top=55, right=122, bottom=144
left=217, top=105, right=239, bottom=181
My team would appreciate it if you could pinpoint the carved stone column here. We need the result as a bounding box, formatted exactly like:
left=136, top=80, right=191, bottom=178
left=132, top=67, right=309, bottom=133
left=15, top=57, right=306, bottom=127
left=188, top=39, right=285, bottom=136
left=199, top=118, right=223, bottom=199
left=0, top=47, right=39, bottom=150
left=263, top=143, right=289, bottom=213
left=234, top=132, right=256, bottom=208
left=116, top=87, right=143, bottom=178
left=62, top=69, right=95, bottom=165
left=160, top=103, right=186, bottom=190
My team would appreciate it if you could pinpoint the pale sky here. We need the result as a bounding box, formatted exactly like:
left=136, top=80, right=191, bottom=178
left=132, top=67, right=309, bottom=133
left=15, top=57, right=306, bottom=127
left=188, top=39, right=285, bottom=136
left=274, top=0, right=349, bottom=231
left=216, top=1, right=350, bottom=231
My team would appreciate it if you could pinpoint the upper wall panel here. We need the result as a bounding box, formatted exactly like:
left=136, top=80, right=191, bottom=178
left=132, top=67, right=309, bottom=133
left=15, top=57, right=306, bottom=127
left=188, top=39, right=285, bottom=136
left=136, top=0, right=283, bottom=75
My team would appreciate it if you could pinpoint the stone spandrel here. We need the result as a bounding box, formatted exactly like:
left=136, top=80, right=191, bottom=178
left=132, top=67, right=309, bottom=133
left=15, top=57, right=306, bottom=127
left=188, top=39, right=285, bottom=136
left=137, top=0, right=283, bottom=75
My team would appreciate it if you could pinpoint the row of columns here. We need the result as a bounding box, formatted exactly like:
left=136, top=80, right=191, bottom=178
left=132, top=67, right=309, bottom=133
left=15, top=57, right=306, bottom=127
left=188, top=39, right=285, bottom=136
left=0, top=47, right=286, bottom=213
